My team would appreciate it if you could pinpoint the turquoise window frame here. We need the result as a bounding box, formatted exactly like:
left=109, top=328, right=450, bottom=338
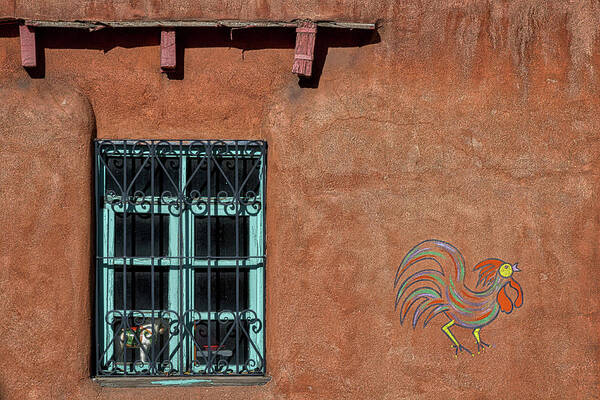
left=94, top=140, right=266, bottom=377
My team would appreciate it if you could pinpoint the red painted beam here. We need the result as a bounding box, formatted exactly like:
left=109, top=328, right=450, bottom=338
left=19, top=25, right=37, bottom=68
left=160, top=29, right=176, bottom=71
left=292, top=21, right=317, bottom=77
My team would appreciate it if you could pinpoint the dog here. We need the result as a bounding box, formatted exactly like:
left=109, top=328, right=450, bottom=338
left=117, top=321, right=167, bottom=363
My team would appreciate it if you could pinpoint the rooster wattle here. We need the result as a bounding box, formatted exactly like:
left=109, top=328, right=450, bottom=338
left=394, top=240, right=523, bottom=356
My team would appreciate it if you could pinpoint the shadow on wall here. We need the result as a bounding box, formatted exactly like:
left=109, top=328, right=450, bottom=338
left=0, top=24, right=380, bottom=87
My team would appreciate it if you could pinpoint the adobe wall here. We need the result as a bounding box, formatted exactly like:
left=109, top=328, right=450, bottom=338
left=0, top=1, right=598, bottom=399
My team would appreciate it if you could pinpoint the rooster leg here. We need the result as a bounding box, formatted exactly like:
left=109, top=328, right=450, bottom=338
left=472, top=328, right=490, bottom=353
left=442, top=320, right=472, bottom=357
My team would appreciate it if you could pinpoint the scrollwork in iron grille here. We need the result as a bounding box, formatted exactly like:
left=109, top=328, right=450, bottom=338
left=94, top=140, right=266, bottom=376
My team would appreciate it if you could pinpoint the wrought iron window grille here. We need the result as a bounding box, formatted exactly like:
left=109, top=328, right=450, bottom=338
left=94, top=140, right=266, bottom=377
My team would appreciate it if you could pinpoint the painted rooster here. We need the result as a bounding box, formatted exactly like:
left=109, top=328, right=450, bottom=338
left=394, top=240, right=523, bottom=355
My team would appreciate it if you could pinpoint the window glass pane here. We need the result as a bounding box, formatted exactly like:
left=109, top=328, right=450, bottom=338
left=104, top=156, right=180, bottom=197
left=114, top=213, right=169, bottom=257
left=186, top=157, right=260, bottom=198
left=194, top=216, right=249, bottom=257
left=194, top=269, right=248, bottom=311
left=114, top=267, right=169, bottom=310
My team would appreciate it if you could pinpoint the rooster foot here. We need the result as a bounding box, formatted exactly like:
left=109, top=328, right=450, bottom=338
left=475, top=340, right=490, bottom=354
left=451, top=344, right=473, bottom=357
left=442, top=320, right=473, bottom=357
left=472, top=328, right=490, bottom=354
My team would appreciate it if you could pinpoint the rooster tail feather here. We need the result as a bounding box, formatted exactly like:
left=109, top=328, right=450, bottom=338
left=412, top=299, right=444, bottom=328
left=395, top=240, right=458, bottom=327
left=399, top=287, right=441, bottom=324
left=395, top=240, right=466, bottom=286
left=423, top=305, right=449, bottom=328
left=397, top=283, right=448, bottom=327
left=395, top=269, right=445, bottom=308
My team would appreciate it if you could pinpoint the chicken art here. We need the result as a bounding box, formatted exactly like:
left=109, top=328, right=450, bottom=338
left=394, top=240, right=523, bottom=356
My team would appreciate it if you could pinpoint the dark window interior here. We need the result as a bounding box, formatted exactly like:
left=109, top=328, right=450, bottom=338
left=193, top=320, right=249, bottom=367
left=114, top=213, right=169, bottom=257
left=187, top=157, right=260, bottom=198
left=194, top=216, right=249, bottom=257
left=193, top=269, right=249, bottom=312
left=104, top=155, right=180, bottom=197
left=114, top=267, right=169, bottom=310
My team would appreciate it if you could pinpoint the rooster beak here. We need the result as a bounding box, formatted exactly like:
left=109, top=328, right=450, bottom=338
left=512, top=263, right=520, bottom=272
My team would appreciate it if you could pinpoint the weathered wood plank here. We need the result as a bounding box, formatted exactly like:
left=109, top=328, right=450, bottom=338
left=17, top=19, right=376, bottom=30
left=19, top=25, right=36, bottom=68
left=160, top=29, right=176, bottom=71
left=292, top=21, right=317, bottom=77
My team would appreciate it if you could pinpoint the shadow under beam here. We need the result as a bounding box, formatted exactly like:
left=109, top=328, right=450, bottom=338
left=3, top=25, right=381, bottom=86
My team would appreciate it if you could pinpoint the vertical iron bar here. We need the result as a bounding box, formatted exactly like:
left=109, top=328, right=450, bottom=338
left=122, top=143, right=128, bottom=373
left=207, top=143, right=212, bottom=373
left=234, top=142, right=240, bottom=374
left=150, top=142, right=156, bottom=374
left=261, top=142, right=267, bottom=374
left=178, top=141, right=183, bottom=375
left=94, top=141, right=100, bottom=375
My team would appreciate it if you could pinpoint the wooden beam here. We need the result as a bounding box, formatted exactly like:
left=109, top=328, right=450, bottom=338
left=292, top=21, right=317, bottom=77
left=7, top=18, right=378, bottom=75
left=19, top=19, right=376, bottom=30
left=19, top=24, right=37, bottom=68
left=160, top=29, right=176, bottom=71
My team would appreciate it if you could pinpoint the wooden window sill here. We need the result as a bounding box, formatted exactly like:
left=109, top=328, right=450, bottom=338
left=93, top=375, right=271, bottom=388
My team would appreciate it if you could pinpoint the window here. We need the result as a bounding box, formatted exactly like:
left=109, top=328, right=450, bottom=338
left=94, top=140, right=266, bottom=377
